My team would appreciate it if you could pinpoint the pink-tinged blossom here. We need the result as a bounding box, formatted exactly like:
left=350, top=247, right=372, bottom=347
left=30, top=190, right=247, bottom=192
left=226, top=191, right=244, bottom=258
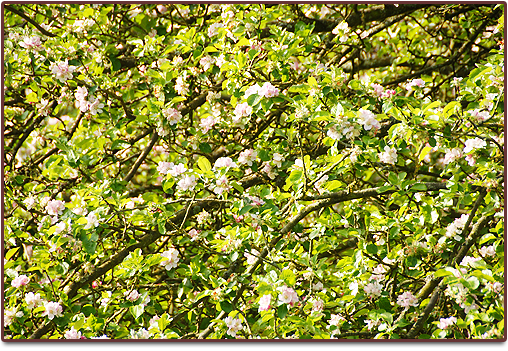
left=163, top=107, right=183, bottom=125
left=11, top=275, right=30, bottom=288
left=46, top=200, right=65, bottom=217
left=64, top=326, right=82, bottom=339
left=463, top=137, right=486, bottom=154
left=224, top=316, right=243, bottom=337
left=200, top=55, right=215, bottom=71
left=25, top=292, right=43, bottom=309
left=379, top=146, right=397, bottom=165
left=125, top=290, right=141, bottom=302
left=460, top=256, right=481, bottom=266
left=175, top=76, right=189, bottom=96
left=199, top=116, right=218, bottom=133
left=258, top=294, right=272, bottom=312
left=244, top=84, right=261, bottom=99
left=327, top=125, right=341, bottom=140
left=278, top=286, right=299, bottom=307
left=23, top=195, right=36, bottom=210
left=238, top=149, right=257, bottom=166
left=88, top=97, right=104, bottom=115
left=245, top=249, right=260, bottom=265
left=259, top=82, right=279, bottom=98
left=20, top=36, right=43, bottom=51
left=168, top=163, right=187, bottom=177
left=84, top=212, right=99, bottom=229
left=310, top=297, right=325, bottom=313
left=49, top=60, right=76, bottom=83
left=372, top=264, right=387, bottom=275
left=445, top=214, right=469, bottom=238
left=469, top=109, right=490, bottom=122
left=75, top=86, right=88, bottom=102
left=396, top=291, right=419, bottom=308
left=214, top=175, right=231, bottom=195
left=371, top=83, right=384, bottom=97
left=188, top=229, right=199, bottom=241
left=160, top=248, right=180, bottom=270
left=364, top=319, right=379, bottom=331
left=4, top=307, right=24, bottom=327
left=364, top=281, right=382, bottom=297
left=437, top=316, right=457, bottom=330
left=357, top=109, right=381, bottom=131
left=43, top=301, right=63, bottom=320
left=157, top=161, right=174, bottom=175
left=382, top=89, right=396, bottom=98
left=208, top=22, right=225, bottom=37
left=214, top=157, right=237, bottom=169
left=486, top=282, right=503, bottom=294
left=272, top=153, right=285, bottom=167
left=443, top=148, right=462, bottom=165
left=406, top=78, right=425, bottom=90
left=465, top=154, right=476, bottom=166
left=234, top=102, right=252, bottom=119
left=157, top=5, right=167, bottom=14
left=177, top=175, right=197, bottom=191
left=329, top=314, right=345, bottom=326
left=247, top=195, right=265, bottom=206
left=480, top=245, right=496, bottom=257
left=261, top=162, right=277, bottom=180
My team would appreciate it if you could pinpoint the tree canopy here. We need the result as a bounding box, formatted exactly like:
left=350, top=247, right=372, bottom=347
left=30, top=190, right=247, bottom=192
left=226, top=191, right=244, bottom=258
left=3, top=3, right=505, bottom=340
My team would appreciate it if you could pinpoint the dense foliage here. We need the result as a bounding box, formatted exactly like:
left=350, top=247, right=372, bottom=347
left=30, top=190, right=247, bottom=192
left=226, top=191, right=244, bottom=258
left=3, top=4, right=505, bottom=340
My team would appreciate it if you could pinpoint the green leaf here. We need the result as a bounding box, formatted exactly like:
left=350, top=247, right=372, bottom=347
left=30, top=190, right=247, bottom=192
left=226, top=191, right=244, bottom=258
left=277, top=304, right=288, bottom=319
left=220, top=300, right=233, bottom=313
left=129, top=304, right=145, bottom=319
left=199, top=143, right=212, bottom=153
left=280, top=269, right=296, bottom=286
left=434, top=269, right=453, bottom=277
left=197, top=156, right=212, bottom=172
left=5, top=247, right=20, bottom=261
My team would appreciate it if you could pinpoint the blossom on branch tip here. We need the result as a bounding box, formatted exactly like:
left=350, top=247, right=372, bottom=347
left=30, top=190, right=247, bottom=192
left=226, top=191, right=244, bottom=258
left=396, top=291, right=418, bottom=307
left=259, top=82, right=279, bottom=98
left=278, top=286, right=299, bottom=307
left=379, top=146, right=397, bottom=165
left=160, top=248, right=180, bottom=271
left=238, top=149, right=257, bottom=166
left=224, top=316, right=243, bottom=337
left=357, top=109, right=380, bottom=131
left=163, top=107, right=183, bottom=125
left=258, top=294, right=271, bottom=312
left=43, top=301, right=63, bottom=320
left=11, top=275, right=30, bottom=288
left=214, top=157, right=237, bottom=169
left=50, top=60, right=76, bottom=83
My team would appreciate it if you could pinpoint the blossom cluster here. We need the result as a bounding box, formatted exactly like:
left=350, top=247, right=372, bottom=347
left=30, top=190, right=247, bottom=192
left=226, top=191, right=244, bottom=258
left=278, top=286, right=299, bottom=307
left=75, top=86, right=104, bottom=115
left=160, top=248, right=180, bottom=270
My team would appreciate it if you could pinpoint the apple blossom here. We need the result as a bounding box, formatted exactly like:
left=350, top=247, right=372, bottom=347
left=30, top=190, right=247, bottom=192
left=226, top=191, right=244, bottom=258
left=396, top=291, right=419, bottom=307
left=160, top=248, right=180, bottom=270
left=168, top=163, right=187, bottom=177
left=11, top=275, right=30, bottom=288
left=208, top=22, right=225, bottom=37
left=46, top=199, right=65, bottom=216
left=49, top=60, right=76, bottom=83
left=224, top=316, right=243, bottom=337
left=258, top=294, right=271, bottom=312
left=278, top=286, right=299, bottom=306
left=238, top=149, right=257, bottom=166
left=214, top=157, right=237, bottom=169
left=188, top=228, right=199, bottom=241
left=84, top=212, right=99, bottom=229
left=244, top=249, right=260, bottom=265
left=244, top=84, right=261, bottom=99
left=364, top=281, right=382, bottom=297
left=463, top=137, right=487, bottom=153
left=234, top=102, right=253, bottom=119
left=177, top=175, right=197, bottom=192
left=19, top=36, right=43, bottom=51
left=406, top=78, right=425, bottom=90
left=64, top=326, right=82, bottom=339
left=357, top=108, right=380, bottom=131
left=379, top=146, right=397, bottom=165
left=163, top=107, right=183, bottom=125
left=199, top=116, right=218, bottom=133
left=25, top=292, right=44, bottom=309
left=437, top=316, right=457, bottom=330
left=480, top=245, right=496, bottom=257
left=4, top=307, right=24, bottom=327
left=125, top=289, right=141, bottom=302
left=259, top=82, right=279, bottom=98
left=43, top=301, right=63, bottom=320
left=157, top=161, right=174, bottom=175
